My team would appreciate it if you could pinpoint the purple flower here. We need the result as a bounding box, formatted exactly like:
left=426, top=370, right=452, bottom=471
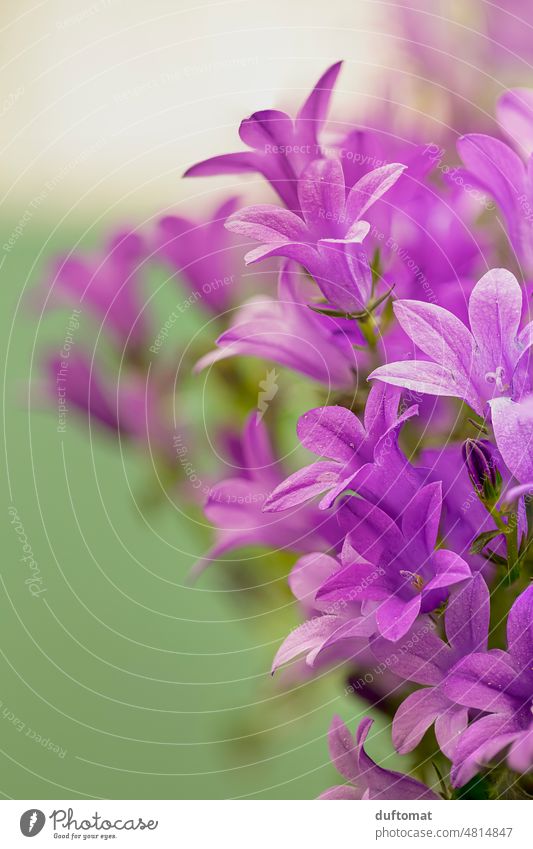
left=420, top=444, right=523, bottom=573
left=192, top=412, right=340, bottom=580
left=443, top=585, right=533, bottom=786
left=41, top=350, right=172, bottom=455
left=319, top=716, right=440, bottom=799
left=155, top=197, right=247, bottom=314
left=462, top=438, right=502, bottom=503
left=316, top=483, right=471, bottom=641
left=184, top=62, right=343, bottom=211
left=225, top=158, right=406, bottom=312
left=370, top=268, right=533, bottom=416
left=458, top=92, right=533, bottom=270
left=490, top=394, right=533, bottom=496
left=372, top=575, right=490, bottom=759
left=38, top=230, right=150, bottom=353
left=271, top=552, right=376, bottom=672
left=263, top=382, right=419, bottom=516
left=196, top=262, right=358, bottom=388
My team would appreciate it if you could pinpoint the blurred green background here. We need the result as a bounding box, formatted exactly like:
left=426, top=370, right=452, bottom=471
left=1, top=215, right=406, bottom=799
left=0, top=0, right=411, bottom=800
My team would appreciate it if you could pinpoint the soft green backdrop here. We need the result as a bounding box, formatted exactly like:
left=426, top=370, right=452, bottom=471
left=0, top=212, right=399, bottom=799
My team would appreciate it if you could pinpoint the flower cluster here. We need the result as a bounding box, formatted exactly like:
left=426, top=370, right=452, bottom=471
left=36, top=59, right=533, bottom=800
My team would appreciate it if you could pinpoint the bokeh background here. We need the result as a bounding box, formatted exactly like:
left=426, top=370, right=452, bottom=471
left=2, top=0, right=533, bottom=799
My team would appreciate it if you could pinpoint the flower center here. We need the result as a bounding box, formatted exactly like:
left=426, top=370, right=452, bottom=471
left=399, top=570, right=424, bottom=591
left=484, top=366, right=509, bottom=394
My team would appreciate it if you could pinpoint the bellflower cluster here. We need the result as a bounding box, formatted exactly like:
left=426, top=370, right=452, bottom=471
left=36, top=58, right=533, bottom=800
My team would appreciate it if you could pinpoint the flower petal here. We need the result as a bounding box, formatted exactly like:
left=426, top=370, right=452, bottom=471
left=392, top=688, right=448, bottom=754
left=490, top=395, right=533, bottom=484
left=467, top=268, right=523, bottom=375
left=445, top=574, right=490, bottom=656
left=263, top=460, right=344, bottom=511
left=297, top=405, right=366, bottom=462
left=345, top=163, right=406, bottom=222
left=370, top=361, right=479, bottom=410
left=507, top=584, right=533, bottom=677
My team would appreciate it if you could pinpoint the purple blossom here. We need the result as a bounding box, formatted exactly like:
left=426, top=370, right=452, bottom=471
left=271, top=552, right=376, bottom=672
left=319, top=716, right=440, bottom=800
left=370, top=268, right=533, bottom=416
left=443, top=585, right=533, bottom=786
left=196, top=262, right=358, bottom=388
left=155, top=197, right=247, bottom=314
left=458, top=89, right=533, bottom=271
left=192, top=412, right=340, bottom=580
left=184, top=62, right=343, bottom=211
left=490, top=394, right=533, bottom=496
left=225, top=157, right=406, bottom=312
left=316, top=483, right=471, bottom=641
left=41, top=350, right=172, bottom=455
left=372, top=574, right=490, bottom=759
left=38, top=230, right=150, bottom=353
left=263, top=382, right=420, bottom=517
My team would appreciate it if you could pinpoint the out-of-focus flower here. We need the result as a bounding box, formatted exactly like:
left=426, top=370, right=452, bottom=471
left=196, top=262, right=359, bottom=388
left=155, top=197, right=249, bottom=315
left=191, top=412, right=341, bottom=580
left=444, top=585, right=533, bottom=786
left=263, top=383, right=419, bottom=515
left=319, top=716, right=440, bottom=799
left=370, top=268, right=532, bottom=416
left=185, top=62, right=343, bottom=211
left=39, top=230, right=150, bottom=354
left=225, top=158, right=406, bottom=312
left=317, top=483, right=471, bottom=641
left=41, top=351, right=173, bottom=456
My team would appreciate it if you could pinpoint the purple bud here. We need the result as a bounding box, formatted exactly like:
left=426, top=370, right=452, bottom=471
left=462, top=439, right=501, bottom=502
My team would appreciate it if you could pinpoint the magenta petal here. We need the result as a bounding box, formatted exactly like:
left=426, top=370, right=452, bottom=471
left=506, top=585, right=533, bottom=675
left=345, top=163, right=406, bottom=222
left=371, top=621, right=452, bottom=685
left=467, top=268, right=523, bottom=373
left=243, top=241, right=318, bottom=267
left=318, top=785, right=360, bottom=800
left=238, top=108, right=294, bottom=150
left=317, top=559, right=393, bottom=604
left=393, top=299, right=475, bottom=380
left=225, top=204, right=308, bottom=242
left=370, top=360, right=478, bottom=409
left=327, top=715, right=362, bottom=784
left=497, top=88, right=533, bottom=158
left=507, top=727, right=533, bottom=773
left=392, top=688, right=448, bottom=754
left=288, top=552, right=340, bottom=606
left=298, top=158, right=346, bottom=229
left=184, top=151, right=259, bottom=177
left=435, top=706, right=469, bottom=760
left=375, top=594, right=421, bottom=642
left=443, top=651, right=524, bottom=713
left=271, top=615, right=341, bottom=672
left=490, top=396, right=533, bottom=484
left=263, top=460, right=342, bottom=511
left=445, top=574, right=490, bottom=655
left=297, top=61, right=343, bottom=131
left=401, top=482, right=442, bottom=556
left=451, top=714, right=522, bottom=787
left=425, top=549, right=471, bottom=591
left=297, top=405, right=366, bottom=462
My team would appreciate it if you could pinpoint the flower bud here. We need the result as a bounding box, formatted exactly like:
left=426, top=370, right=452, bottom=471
left=462, top=439, right=502, bottom=504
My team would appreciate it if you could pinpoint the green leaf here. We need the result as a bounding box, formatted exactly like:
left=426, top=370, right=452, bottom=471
left=469, top=529, right=502, bottom=555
